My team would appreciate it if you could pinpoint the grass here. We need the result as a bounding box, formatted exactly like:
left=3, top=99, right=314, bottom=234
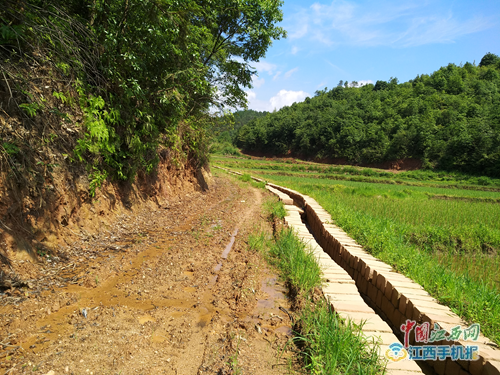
left=270, top=228, right=385, bottom=374
left=296, top=299, right=383, bottom=375
left=217, top=155, right=500, bottom=346
left=268, top=228, right=323, bottom=297
left=247, top=197, right=385, bottom=374
left=265, top=175, right=500, bottom=345
left=263, top=197, right=287, bottom=222
left=212, top=156, right=500, bottom=192
left=238, top=173, right=266, bottom=189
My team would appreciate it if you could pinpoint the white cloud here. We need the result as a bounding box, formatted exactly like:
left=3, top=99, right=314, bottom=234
left=251, top=61, right=277, bottom=75
left=285, top=0, right=495, bottom=47
left=291, top=46, right=299, bottom=55
left=357, top=80, right=374, bottom=86
left=272, top=71, right=282, bottom=81
left=252, top=76, right=265, bottom=88
left=284, top=67, right=299, bottom=79
left=246, top=90, right=257, bottom=100
left=245, top=90, right=271, bottom=112
left=290, top=23, right=308, bottom=39
left=246, top=89, right=310, bottom=112
left=270, top=90, right=310, bottom=111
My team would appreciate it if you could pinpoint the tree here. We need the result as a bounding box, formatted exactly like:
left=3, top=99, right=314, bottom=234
left=479, top=52, right=500, bottom=67
left=373, top=80, right=388, bottom=91
left=2, top=0, right=286, bottom=180
left=234, top=56, right=500, bottom=177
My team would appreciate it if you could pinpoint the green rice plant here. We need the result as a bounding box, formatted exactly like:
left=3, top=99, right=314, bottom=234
left=213, top=155, right=500, bottom=189
left=252, top=173, right=500, bottom=199
left=216, top=156, right=500, bottom=345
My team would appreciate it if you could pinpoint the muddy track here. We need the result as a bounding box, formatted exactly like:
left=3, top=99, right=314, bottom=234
left=0, top=176, right=295, bottom=375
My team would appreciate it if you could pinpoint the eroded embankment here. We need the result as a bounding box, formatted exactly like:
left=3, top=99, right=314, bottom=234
left=0, top=156, right=212, bottom=284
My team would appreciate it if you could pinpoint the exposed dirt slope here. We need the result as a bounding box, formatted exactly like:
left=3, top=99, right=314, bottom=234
left=0, top=175, right=295, bottom=375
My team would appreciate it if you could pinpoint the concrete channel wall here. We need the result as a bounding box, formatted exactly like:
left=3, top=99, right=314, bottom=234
left=214, top=167, right=500, bottom=374
left=267, top=182, right=500, bottom=375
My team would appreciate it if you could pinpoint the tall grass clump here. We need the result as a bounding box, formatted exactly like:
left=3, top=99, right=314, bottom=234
left=268, top=228, right=322, bottom=296
left=296, top=300, right=383, bottom=375
left=263, top=198, right=287, bottom=222
left=265, top=228, right=385, bottom=374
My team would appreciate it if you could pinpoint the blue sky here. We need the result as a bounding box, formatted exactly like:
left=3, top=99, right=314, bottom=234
left=244, top=0, right=500, bottom=112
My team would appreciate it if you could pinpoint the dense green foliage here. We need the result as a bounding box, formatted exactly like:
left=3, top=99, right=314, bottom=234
left=1, top=0, right=285, bottom=184
left=210, top=109, right=267, bottom=155
left=236, top=55, right=500, bottom=177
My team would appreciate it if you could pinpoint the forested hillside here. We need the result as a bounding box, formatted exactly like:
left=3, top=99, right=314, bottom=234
left=1, top=0, right=285, bottom=185
left=236, top=53, right=500, bottom=177
left=0, top=0, right=285, bottom=257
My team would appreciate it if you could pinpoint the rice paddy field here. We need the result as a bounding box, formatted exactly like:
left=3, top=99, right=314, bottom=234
left=212, top=155, right=500, bottom=346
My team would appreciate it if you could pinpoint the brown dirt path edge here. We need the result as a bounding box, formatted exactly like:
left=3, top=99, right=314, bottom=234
left=0, top=176, right=295, bottom=375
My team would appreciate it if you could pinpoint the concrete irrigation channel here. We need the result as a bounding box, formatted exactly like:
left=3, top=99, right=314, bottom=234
left=217, top=166, right=500, bottom=375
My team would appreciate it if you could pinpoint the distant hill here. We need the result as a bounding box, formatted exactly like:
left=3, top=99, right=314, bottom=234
left=216, top=109, right=268, bottom=144
left=236, top=53, right=500, bottom=177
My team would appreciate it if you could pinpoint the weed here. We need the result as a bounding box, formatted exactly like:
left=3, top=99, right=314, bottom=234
left=228, top=334, right=242, bottom=375
left=2, top=142, right=19, bottom=155
left=19, top=102, right=44, bottom=117
left=263, top=198, right=287, bottom=222
left=268, top=228, right=322, bottom=297
left=89, top=167, right=108, bottom=197
left=247, top=231, right=269, bottom=253
left=239, top=173, right=252, bottom=182
left=259, top=226, right=383, bottom=374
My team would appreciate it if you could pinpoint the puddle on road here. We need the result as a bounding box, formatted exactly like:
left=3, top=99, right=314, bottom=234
left=197, top=227, right=240, bottom=329
left=19, top=216, right=294, bottom=357
left=274, top=326, right=293, bottom=336
left=256, top=277, right=285, bottom=310
left=207, top=229, right=238, bottom=289
left=245, top=273, right=293, bottom=337
left=221, top=228, right=239, bottom=259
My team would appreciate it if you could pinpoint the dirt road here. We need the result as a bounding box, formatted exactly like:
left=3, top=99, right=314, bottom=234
left=0, top=176, right=295, bottom=374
